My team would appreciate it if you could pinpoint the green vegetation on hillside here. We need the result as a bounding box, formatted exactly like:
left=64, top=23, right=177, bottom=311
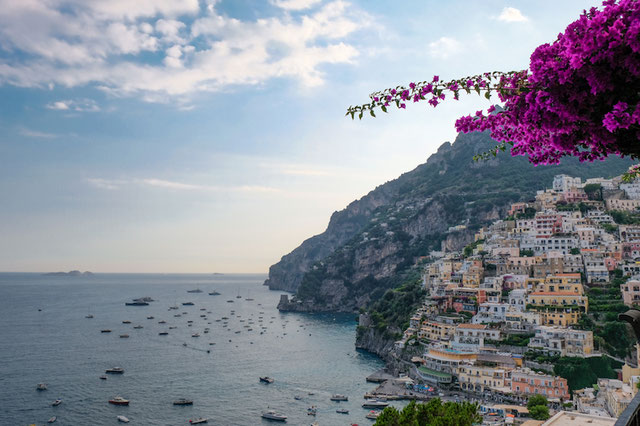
left=374, top=399, right=481, bottom=426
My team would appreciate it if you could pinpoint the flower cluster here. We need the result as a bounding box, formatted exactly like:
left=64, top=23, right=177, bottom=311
left=347, top=0, right=640, bottom=165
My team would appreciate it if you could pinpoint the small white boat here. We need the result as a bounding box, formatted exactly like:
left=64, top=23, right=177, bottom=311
left=336, top=408, right=349, bottom=414
left=37, top=383, right=47, bottom=391
left=189, top=418, right=208, bottom=424
left=366, top=410, right=380, bottom=420
left=117, top=415, right=130, bottom=423
left=261, top=410, right=287, bottom=421
left=85, top=314, right=94, bottom=318
left=52, top=399, right=62, bottom=406
left=105, top=367, right=124, bottom=374
left=330, top=394, right=348, bottom=401
left=191, top=333, right=200, bottom=338
left=362, top=399, right=389, bottom=408
left=48, top=416, right=57, bottom=423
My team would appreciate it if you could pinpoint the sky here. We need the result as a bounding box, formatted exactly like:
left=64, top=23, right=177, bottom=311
left=0, top=0, right=598, bottom=273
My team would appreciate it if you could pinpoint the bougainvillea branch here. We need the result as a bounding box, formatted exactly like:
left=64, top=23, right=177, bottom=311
left=348, top=0, right=640, bottom=166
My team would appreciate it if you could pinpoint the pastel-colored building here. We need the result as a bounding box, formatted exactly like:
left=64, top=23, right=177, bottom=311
left=622, top=279, right=640, bottom=307
left=511, top=368, right=569, bottom=400
left=528, top=326, right=594, bottom=357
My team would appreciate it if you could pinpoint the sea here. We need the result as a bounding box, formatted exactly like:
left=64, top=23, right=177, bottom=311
left=0, top=273, right=394, bottom=426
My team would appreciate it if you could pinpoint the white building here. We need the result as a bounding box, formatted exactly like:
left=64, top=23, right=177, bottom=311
left=528, top=326, right=594, bottom=357
left=553, top=175, right=582, bottom=192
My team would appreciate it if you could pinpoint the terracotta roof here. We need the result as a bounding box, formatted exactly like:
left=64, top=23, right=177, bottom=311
left=529, top=292, right=583, bottom=296
left=457, top=324, right=487, bottom=329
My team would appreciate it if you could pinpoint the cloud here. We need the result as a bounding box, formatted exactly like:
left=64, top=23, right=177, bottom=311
left=141, top=178, right=281, bottom=194
left=87, top=178, right=124, bottom=190
left=19, top=128, right=59, bottom=138
left=0, top=0, right=367, bottom=103
left=46, top=99, right=100, bottom=112
left=497, top=7, right=528, bottom=23
left=271, top=0, right=323, bottom=10
left=428, top=37, right=461, bottom=59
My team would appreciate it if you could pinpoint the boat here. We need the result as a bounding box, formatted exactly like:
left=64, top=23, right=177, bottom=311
left=236, top=292, right=242, bottom=299
left=147, top=316, right=154, bottom=319
left=259, top=376, right=274, bottom=384
left=109, top=396, right=130, bottom=405
left=192, top=333, right=200, bottom=337
left=187, top=289, right=203, bottom=293
left=366, top=410, right=380, bottom=420
left=101, top=329, right=112, bottom=333
left=336, top=408, right=349, bottom=414
left=159, top=332, right=169, bottom=335
left=37, top=383, right=47, bottom=391
left=52, top=399, right=62, bottom=406
left=100, top=375, right=107, bottom=380
left=117, top=415, right=130, bottom=423
left=158, top=320, right=167, bottom=324
left=105, top=367, right=124, bottom=374
left=173, top=398, right=193, bottom=406
left=48, top=416, right=57, bottom=423
left=307, top=406, right=317, bottom=416
left=182, top=302, right=195, bottom=306
left=125, top=301, right=149, bottom=306
left=122, top=320, right=131, bottom=324
left=169, top=305, right=179, bottom=310
left=226, top=300, right=234, bottom=303
left=119, top=334, right=129, bottom=338
left=85, top=314, right=94, bottom=318
left=294, top=395, right=302, bottom=400
left=133, top=297, right=154, bottom=302
left=362, top=399, right=389, bottom=408
left=330, top=394, right=348, bottom=401
left=208, top=291, right=220, bottom=295
left=261, top=410, right=287, bottom=421
left=133, top=325, right=143, bottom=329
left=189, top=418, right=208, bottom=424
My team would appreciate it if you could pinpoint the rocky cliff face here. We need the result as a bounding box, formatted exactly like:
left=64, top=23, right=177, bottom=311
left=266, top=130, right=633, bottom=311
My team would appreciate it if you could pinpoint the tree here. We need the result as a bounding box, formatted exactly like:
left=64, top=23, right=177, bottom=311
left=527, top=394, right=548, bottom=410
left=529, top=405, right=550, bottom=421
left=583, top=183, right=603, bottom=200
left=374, top=399, right=481, bottom=426
left=348, top=0, right=640, bottom=168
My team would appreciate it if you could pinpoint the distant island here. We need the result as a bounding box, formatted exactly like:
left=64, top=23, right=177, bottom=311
left=43, top=270, right=93, bottom=276
left=212, top=272, right=224, bottom=276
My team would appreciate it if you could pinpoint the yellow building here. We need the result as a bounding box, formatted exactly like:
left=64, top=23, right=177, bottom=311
left=457, top=363, right=512, bottom=393
left=418, top=321, right=456, bottom=343
left=538, top=310, right=581, bottom=326
left=527, top=292, right=588, bottom=311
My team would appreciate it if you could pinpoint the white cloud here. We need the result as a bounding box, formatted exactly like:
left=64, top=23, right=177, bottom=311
left=0, top=0, right=367, bottom=103
left=46, top=98, right=100, bottom=112
left=271, top=0, right=323, bottom=10
left=19, top=128, right=59, bottom=138
left=497, top=7, right=528, bottom=23
left=87, top=178, right=124, bottom=190
left=428, top=37, right=461, bottom=59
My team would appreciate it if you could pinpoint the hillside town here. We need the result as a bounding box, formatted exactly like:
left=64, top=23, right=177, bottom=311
left=393, top=174, right=640, bottom=425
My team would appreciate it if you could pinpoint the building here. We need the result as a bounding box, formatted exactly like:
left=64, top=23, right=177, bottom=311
left=422, top=347, right=477, bottom=377
left=533, top=236, right=578, bottom=256
left=528, top=326, right=594, bottom=357
left=472, top=303, right=508, bottom=324
left=606, top=199, right=640, bottom=211
left=457, top=363, right=512, bottom=393
left=511, top=368, right=569, bottom=400
left=418, top=321, right=456, bottom=343
left=542, top=412, right=615, bottom=426
left=505, top=309, right=542, bottom=331
left=553, top=175, right=582, bottom=193
left=622, top=280, right=640, bottom=307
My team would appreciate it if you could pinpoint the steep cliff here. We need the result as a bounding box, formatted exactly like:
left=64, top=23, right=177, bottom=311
left=267, top=130, right=633, bottom=311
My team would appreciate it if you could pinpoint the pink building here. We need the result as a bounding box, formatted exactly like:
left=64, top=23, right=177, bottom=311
left=622, top=280, right=640, bottom=307
left=511, top=368, right=569, bottom=400
left=562, top=188, right=588, bottom=203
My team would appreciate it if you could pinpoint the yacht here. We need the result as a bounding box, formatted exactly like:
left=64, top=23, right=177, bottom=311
left=261, top=410, right=287, bottom=421
left=182, top=302, right=195, bottom=306
left=173, top=398, right=193, bottom=405
left=105, top=367, right=124, bottom=374
left=117, top=415, right=130, bottom=423
left=47, top=416, right=57, bottom=423
left=330, top=394, right=348, bottom=401
left=259, top=376, right=274, bottom=384
left=336, top=408, right=349, bottom=414
left=37, top=383, right=47, bottom=391
left=52, top=399, right=62, bottom=406
left=208, top=291, right=221, bottom=295
left=189, top=418, right=208, bottom=424
left=169, top=305, right=180, bottom=310
left=158, top=320, right=167, bottom=324
left=226, top=300, right=234, bottom=303
left=187, top=289, right=203, bottom=293
left=109, top=396, right=130, bottom=406
left=362, top=399, right=389, bottom=408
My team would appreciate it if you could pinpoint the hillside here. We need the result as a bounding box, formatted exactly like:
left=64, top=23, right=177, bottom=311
left=266, top=130, right=633, bottom=312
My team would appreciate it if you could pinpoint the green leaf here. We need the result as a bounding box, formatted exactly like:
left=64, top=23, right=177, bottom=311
left=370, top=109, right=376, bottom=117
left=381, top=105, right=387, bottom=113
left=485, top=91, right=491, bottom=100
left=358, top=111, right=363, bottom=120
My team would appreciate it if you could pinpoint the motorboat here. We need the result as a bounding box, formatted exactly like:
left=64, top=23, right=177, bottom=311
left=122, top=320, right=131, bottom=324
left=182, top=302, right=195, bottom=306
left=259, top=376, right=274, bottom=384
left=52, top=399, right=62, bottom=406
left=366, top=410, right=380, bottom=420
left=362, top=399, right=388, bottom=408
left=330, top=394, right=348, bottom=401
left=99, top=375, right=107, bottom=380
left=208, top=291, right=221, bottom=295
left=105, top=367, right=124, bottom=374
left=336, top=408, right=349, bottom=414
left=192, top=333, right=200, bottom=338
left=125, top=301, right=149, bottom=306
left=173, top=398, right=193, bottom=405
left=261, top=410, right=287, bottom=421
left=133, top=297, right=154, bottom=302
left=187, top=289, right=203, bottom=293
left=147, top=316, right=154, bottom=319
left=117, top=415, right=130, bottom=423
left=85, top=314, right=94, bottom=318
left=36, top=383, right=47, bottom=391
left=189, top=418, right=208, bottom=424
left=119, top=334, right=129, bottom=338
left=101, top=329, right=112, bottom=333
left=169, top=305, right=180, bottom=310
left=226, top=300, right=234, bottom=303
left=159, top=332, right=169, bottom=335
left=109, top=396, right=130, bottom=405
left=294, top=395, right=302, bottom=400
left=158, top=320, right=167, bottom=324
left=133, top=325, right=143, bottom=329
left=47, top=416, right=57, bottom=423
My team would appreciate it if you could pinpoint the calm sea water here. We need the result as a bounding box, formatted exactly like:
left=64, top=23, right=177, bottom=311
left=0, top=273, right=389, bottom=426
